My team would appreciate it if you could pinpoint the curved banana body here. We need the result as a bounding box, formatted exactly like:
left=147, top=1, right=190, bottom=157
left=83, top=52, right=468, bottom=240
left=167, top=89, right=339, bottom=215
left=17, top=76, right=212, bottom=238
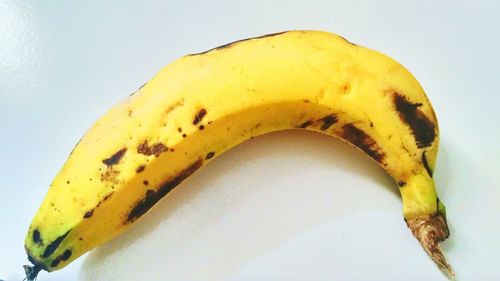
left=24, top=31, right=452, bottom=278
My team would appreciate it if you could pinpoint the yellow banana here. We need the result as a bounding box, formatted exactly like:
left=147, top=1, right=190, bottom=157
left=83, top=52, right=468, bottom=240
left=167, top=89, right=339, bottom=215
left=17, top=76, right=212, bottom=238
left=24, top=30, right=453, bottom=279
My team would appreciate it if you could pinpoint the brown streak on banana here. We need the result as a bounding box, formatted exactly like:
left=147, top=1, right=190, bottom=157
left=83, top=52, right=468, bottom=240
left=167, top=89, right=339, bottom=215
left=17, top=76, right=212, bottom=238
left=338, top=124, right=385, bottom=163
left=393, top=93, right=436, bottom=148
left=126, top=158, right=203, bottom=223
left=102, top=148, right=127, bottom=166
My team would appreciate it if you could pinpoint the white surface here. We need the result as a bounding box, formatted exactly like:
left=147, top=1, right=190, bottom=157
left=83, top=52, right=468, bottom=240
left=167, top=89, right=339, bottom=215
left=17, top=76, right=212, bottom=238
left=1, top=0, right=499, bottom=280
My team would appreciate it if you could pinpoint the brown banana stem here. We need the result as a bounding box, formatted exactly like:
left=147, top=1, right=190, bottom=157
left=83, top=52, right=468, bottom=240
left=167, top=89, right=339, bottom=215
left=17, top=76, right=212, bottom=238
left=407, top=214, right=455, bottom=280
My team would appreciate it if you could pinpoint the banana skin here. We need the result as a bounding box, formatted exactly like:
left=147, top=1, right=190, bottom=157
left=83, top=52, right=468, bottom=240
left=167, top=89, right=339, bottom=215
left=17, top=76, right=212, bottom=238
left=24, top=30, right=453, bottom=279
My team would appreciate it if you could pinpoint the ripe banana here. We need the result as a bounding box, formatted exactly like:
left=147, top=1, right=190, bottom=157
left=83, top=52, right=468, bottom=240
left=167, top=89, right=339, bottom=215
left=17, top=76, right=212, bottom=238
left=24, top=30, right=453, bottom=279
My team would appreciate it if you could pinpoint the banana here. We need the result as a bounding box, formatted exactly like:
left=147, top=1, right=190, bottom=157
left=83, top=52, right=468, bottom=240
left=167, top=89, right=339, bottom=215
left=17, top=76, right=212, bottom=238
left=24, top=30, right=453, bottom=279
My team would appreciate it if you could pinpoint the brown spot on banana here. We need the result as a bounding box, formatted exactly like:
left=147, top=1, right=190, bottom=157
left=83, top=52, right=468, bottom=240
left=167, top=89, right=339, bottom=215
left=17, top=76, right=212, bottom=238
left=137, top=140, right=168, bottom=157
left=136, top=165, right=145, bottom=173
left=165, top=99, right=185, bottom=115
left=82, top=193, right=115, bottom=226
left=205, top=152, right=215, bottom=160
left=393, top=93, right=436, bottom=148
left=319, top=114, right=338, bottom=130
left=100, top=169, right=120, bottom=183
left=50, top=259, right=60, bottom=267
left=298, top=120, right=313, bottom=128
left=102, top=148, right=127, bottom=166
left=42, top=230, right=71, bottom=258
left=338, top=124, right=385, bottom=163
left=422, top=152, right=433, bottom=177
left=95, top=192, right=114, bottom=208
left=126, top=159, right=203, bottom=223
left=49, top=249, right=73, bottom=268
left=60, top=249, right=72, bottom=261
left=32, top=229, right=42, bottom=245
left=83, top=210, right=93, bottom=218
left=193, top=108, right=207, bottom=125
left=298, top=114, right=337, bottom=130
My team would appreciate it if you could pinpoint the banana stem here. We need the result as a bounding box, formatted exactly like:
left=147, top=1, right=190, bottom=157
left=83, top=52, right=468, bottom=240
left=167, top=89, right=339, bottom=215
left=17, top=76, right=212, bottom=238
left=406, top=214, right=455, bottom=279
left=23, top=264, right=43, bottom=281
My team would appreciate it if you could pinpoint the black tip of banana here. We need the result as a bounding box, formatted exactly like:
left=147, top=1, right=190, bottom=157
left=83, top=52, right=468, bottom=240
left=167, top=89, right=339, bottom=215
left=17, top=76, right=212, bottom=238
left=23, top=264, right=43, bottom=281
left=407, top=213, right=455, bottom=280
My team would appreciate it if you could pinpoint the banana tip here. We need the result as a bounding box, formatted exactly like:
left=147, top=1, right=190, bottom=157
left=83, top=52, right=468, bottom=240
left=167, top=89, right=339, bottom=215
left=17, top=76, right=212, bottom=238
left=23, top=263, right=43, bottom=281
left=407, top=213, right=455, bottom=280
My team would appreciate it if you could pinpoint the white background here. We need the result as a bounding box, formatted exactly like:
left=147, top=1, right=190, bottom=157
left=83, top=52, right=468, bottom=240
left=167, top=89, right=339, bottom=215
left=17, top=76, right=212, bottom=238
left=1, top=0, right=499, bottom=280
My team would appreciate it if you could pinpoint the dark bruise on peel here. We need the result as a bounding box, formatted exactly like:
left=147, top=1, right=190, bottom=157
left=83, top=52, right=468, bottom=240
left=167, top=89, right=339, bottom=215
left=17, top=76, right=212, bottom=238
left=61, top=249, right=72, bottom=261
left=136, top=165, right=145, bottom=173
left=193, top=109, right=207, bottom=125
left=49, top=249, right=73, bottom=269
left=340, top=124, right=385, bottom=163
left=299, top=120, right=313, bottom=128
left=188, top=31, right=288, bottom=55
left=42, top=230, right=71, bottom=258
left=206, top=152, right=215, bottom=160
left=127, top=159, right=203, bottom=223
left=83, top=210, right=93, bottom=218
left=422, top=152, right=433, bottom=177
left=137, top=140, right=168, bottom=157
left=103, top=193, right=113, bottom=201
left=298, top=115, right=337, bottom=130
left=393, top=93, right=436, bottom=148
left=96, top=192, right=114, bottom=208
left=33, top=229, right=42, bottom=244
left=102, top=148, right=127, bottom=166
left=436, top=198, right=442, bottom=214
left=320, top=115, right=338, bottom=130
left=101, top=169, right=120, bottom=183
